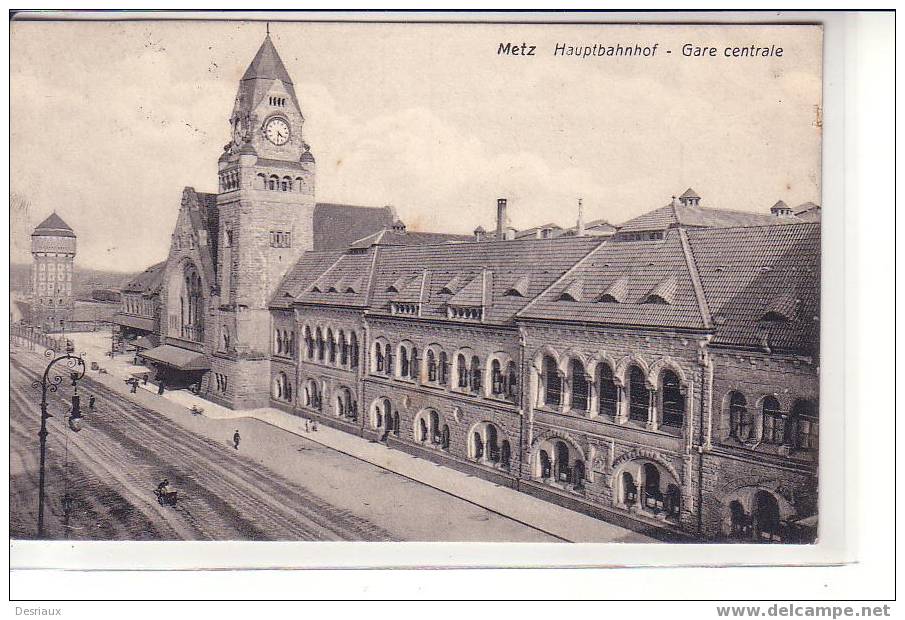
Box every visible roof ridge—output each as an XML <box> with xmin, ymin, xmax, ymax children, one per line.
<box><xmin>678</xmin><ymin>228</ymin><xmax>713</xmax><ymax>329</ymax></box>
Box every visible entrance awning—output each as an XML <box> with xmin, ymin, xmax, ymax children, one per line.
<box><xmin>139</xmin><ymin>345</ymin><xmax>209</xmax><ymax>371</ymax></box>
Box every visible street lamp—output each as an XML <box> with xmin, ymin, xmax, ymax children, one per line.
<box><xmin>31</xmin><ymin>347</ymin><xmax>87</xmax><ymax>538</ymax></box>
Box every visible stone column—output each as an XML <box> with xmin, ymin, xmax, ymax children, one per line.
<box><xmin>588</xmin><ymin>377</ymin><xmax>599</xmax><ymax>419</ymax></box>
<box><xmin>616</xmin><ymin>385</ymin><xmax>627</xmax><ymax>423</ymax></box>
<box><xmin>647</xmin><ymin>388</ymin><xmax>659</xmax><ymax>431</ymax></box>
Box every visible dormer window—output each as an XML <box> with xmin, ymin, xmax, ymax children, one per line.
<box><xmin>558</xmin><ymin>279</ymin><xmax>583</xmax><ymax>302</ymax></box>
<box><xmin>643</xmin><ymin>276</ymin><xmax>677</xmax><ymax>305</ymax></box>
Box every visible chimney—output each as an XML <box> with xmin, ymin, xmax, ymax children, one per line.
<box><xmin>496</xmin><ymin>198</ymin><xmax>508</xmax><ymax>238</ymax></box>
<box><xmin>576</xmin><ymin>197</ymin><xmax>585</xmax><ymax>237</ymax></box>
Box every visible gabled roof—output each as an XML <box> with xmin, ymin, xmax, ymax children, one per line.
<box><xmin>679</xmin><ymin>187</ymin><xmax>701</xmax><ymax>199</ymax></box>
<box><xmin>270</xmin><ymin>249</ymin><xmax>345</xmax><ymax>309</ymax></box>
<box><xmin>686</xmin><ymin>222</ymin><xmax>820</xmax><ymax>352</ymax></box>
<box><xmin>349</xmin><ymin>227</ymin><xmax>471</xmax><ymax>250</ymax></box>
<box><xmin>440</xmin><ymin>275</ymin><xmax>466</xmax><ymax>295</ymax></box>
<box><xmin>367</xmin><ymin>236</ymin><xmax>602</xmax><ymax>324</ymax></box>
<box><xmin>312</xmin><ymin>203</ymin><xmax>397</xmax><ymax>250</ymax></box>
<box><xmin>618</xmin><ymin>202</ymin><xmax>799</xmax><ymax>234</ymax></box>
<box><xmin>32</xmin><ymin>212</ymin><xmax>76</xmax><ymax>238</ymax></box>
<box><xmin>519</xmin><ymin>232</ymin><xmax>709</xmax><ymax>329</ymax></box>
<box><xmin>123</xmin><ymin>261</ymin><xmax>167</xmax><ymax>295</ymax></box>
<box><xmin>180</xmin><ymin>187</ymin><xmax>219</xmax><ymax>288</ymax></box>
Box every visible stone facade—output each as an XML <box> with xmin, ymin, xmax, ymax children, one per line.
<box><xmin>137</xmin><ymin>33</ymin><xmax>820</xmax><ymax>542</ymax></box>
<box><xmin>30</xmin><ymin>213</ymin><xmax>76</xmax><ymax>333</ymax></box>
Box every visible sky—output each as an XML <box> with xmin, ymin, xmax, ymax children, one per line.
<box><xmin>10</xmin><ymin>19</ymin><xmax>822</xmax><ymax>271</ymax></box>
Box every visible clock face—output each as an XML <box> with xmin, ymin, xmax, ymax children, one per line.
<box><xmin>264</xmin><ymin>118</ymin><xmax>290</xmax><ymax>145</ymax></box>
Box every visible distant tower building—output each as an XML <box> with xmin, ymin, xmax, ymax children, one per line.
<box><xmin>31</xmin><ymin>212</ymin><xmax>76</xmax><ymax>332</ymax></box>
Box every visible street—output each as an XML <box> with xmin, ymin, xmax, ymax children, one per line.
<box><xmin>9</xmin><ymin>347</ymin><xmax>563</xmax><ymax>542</ymax></box>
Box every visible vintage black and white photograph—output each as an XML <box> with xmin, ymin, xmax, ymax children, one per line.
<box><xmin>9</xmin><ymin>15</ymin><xmax>824</xmax><ymax>551</ymax></box>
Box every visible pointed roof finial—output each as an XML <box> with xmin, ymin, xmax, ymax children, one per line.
<box><xmin>266</xmin><ymin>21</ymin><xmax>270</xmax><ymax>36</ymax></box>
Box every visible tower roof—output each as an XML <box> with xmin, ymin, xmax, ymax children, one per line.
<box><xmin>32</xmin><ymin>212</ymin><xmax>75</xmax><ymax>238</ymax></box>
<box><xmin>242</xmin><ymin>34</ymin><xmax>293</xmax><ymax>84</ymax></box>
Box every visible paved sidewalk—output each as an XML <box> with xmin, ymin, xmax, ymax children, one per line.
<box><xmin>54</xmin><ymin>332</ymin><xmax>656</xmax><ymax>543</ymax></box>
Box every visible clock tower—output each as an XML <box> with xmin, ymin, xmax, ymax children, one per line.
<box><xmin>213</xmin><ymin>33</ymin><xmax>316</xmax><ymax>407</ymax></box>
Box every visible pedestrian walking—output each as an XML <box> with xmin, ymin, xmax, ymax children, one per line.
<box><xmin>130</xmin><ymin>378</ymin><xmax>138</xmax><ymax>393</ymax></box>
<box><xmin>157</xmin><ymin>381</ymin><xmax>165</xmax><ymax>395</ymax></box>
<box><xmin>143</xmin><ymin>373</ymin><xmax>149</xmax><ymax>385</ymax></box>
<box><xmin>88</xmin><ymin>395</ymin><xmax>96</xmax><ymax>412</ymax></box>
<box><xmin>233</xmin><ymin>429</ymin><xmax>241</xmax><ymax>450</ymax></box>
<box><xmin>304</xmin><ymin>419</ymin><xmax>310</xmax><ymax>433</ymax></box>
<box><xmin>311</xmin><ymin>419</ymin><xmax>318</xmax><ymax>432</ymax></box>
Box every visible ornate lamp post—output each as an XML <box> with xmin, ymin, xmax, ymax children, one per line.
<box><xmin>31</xmin><ymin>344</ymin><xmax>87</xmax><ymax>538</ymax></box>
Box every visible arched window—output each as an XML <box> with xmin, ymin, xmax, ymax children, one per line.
<box><xmin>399</xmin><ymin>346</ymin><xmax>410</xmax><ymax>378</ymax></box>
<box><xmin>469</xmin><ymin>356</ymin><xmax>482</xmax><ymax>393</ymax></box>
<box><xmin>410</xmin><ymin>347</ymin><xmax>419</xmax><ymax>380</ymax></box>
<box><xmin>441</xmin><ymin>424</ymin><xmax>450</xmax><ymax>450</ymax></box>
<box><xmin>429</xmin><ymin>411</ymin><xmax>441</xmax><ymax>444</ymax></box>
<box><xmin>762</xmin><ymin>396</ymin><xmax>784</xmax><ymax>444</ymax></box>
<box><xmin>539</xmin><ymin>450</ymin><xmax>552</xmax><ymax>479</ymax></box>
<box><xmin>272</xmin><ymin>372</ymin><xmax>291</xmax><ymax>402</ymax></box>
<box><xmin>457</xmin><ymin>354</ymin><xmax>468</xmax><ymax>389</ymax></box>
<box><xmin>418</xmin><ymin>417</ymin><xmax>428</xmax><ymax>442</ymax></box>
<box><xmin>486</xmin><ymin>425</ymin><xmax>500</xmax><ymax>462</ymax></box>
<box><xmin>339</xmin><ymin>331</ymin><xmax>349</xmax><ymax>366</ymax></box>
<box><xmin>349</xmin><ymin>333</ymin><xmax>360</xmax><ymax>369</ymax></box>
<box><xmin>473</xmin><ymin>431</ymin><xmax>484</xmax><ymax>460</ymax></box>
<box><xmin>304</xmin><ymin>379</ymin><xmax>321</xmax><ymax>410</ymax></box>
<box><xmin>729</xmin><ymin>500</ymin><xmax>749</xmax><ymax>538</ymax></box>
<box><xmin>327</xmin><ymin>329</ymin><xmax>336</xmax><ymax>364</ymax></box>
<box><xmin>316</xmin><ymin>327</ymin><xmax>325</xmax><ymax>361</ymax></box>
<box><xmin>393</xmin><ymin>412</ymin><xmax>400</xmax><ymax>436</ymax></box>
<box><xmin>374</xmin><ymin>342</ymin><xmax>385</xmax><ymax>372</ymax></box>
<box><xmin>753</xmin><ymin>491</ymin><xmax>782</xmax><ymax>542</ymax></box>
<box><xmin>506</xmin><ymin>361</ymin><xmax>518</xmax><ymax>401</ymax></box>
<box><xmin>628</xmin><ymin>365</ymin><xmax>649</xmax><ymax>423</ymax></box>
<box><xmin>222</xmin><ymin>325</ymin><xmax>230</xmax><ymax>351</ymax></box>
<box><xmin>642</xmin><ymin>463</ymin><xmax>663</xmax><ymax>511</ymax></box>
<box><xmin>439</xmin><ymin>351</ymin><xmax>449</xmax><ymax>385</ymax></box>
<box><xmin>555</xmin><ymin>441</ymin><xmax>570</xmax><ymax>483</ymax></box>
<box><xmin>728</xmin><ymin>392</ymin><xmax>752</xmax><ymax>441</ymax></box>
<box><xmin>598</xmin><ymin>363</ymin><xmax>618</xmax><ymax>417</ymax></box>
<box><xmin>384</xmin><ymin>343</ymin><xmax>393</xmax><ymax>375</ymax></box>
<box><xmin>490</xmin><ymin>359</ymin><xmax>504</xmax><ymax>396</ymax></box>
<box><xmin>570</xmin><ymin>359</ymin><xmax>589</xmax><ymax>411</ymax></box>
<box><xmin>661</xmin><ymin>370</ymin><xmax>685</xmax><ymax>427</ymax></box>
<box><xmin>622</xmin><ymin>471</ymin><xmax>637</xmax><ymax>506</ymax></box>
<box><xmin>543</xmin><ymin>355</ymin><xmax>562</xmax><ymax>407</ymax></box>
<box><xmin>790</xmin><ymin>399</ymin><xmax>818</xmax><ymax>450</ymax></box>
<box><xmin>427</xmin><ymin>349</ymin><xmax>438</xmax><ymax>382</ymax></box>
<box><xmin>304</xmin><ymin>326</ymin><xmax>314</xmax><ymax>359</ymax></box>
<box><xmin>275</xmin><ymin>330</ymin><xmax>283</xmax><ymax>355</ymax></box>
